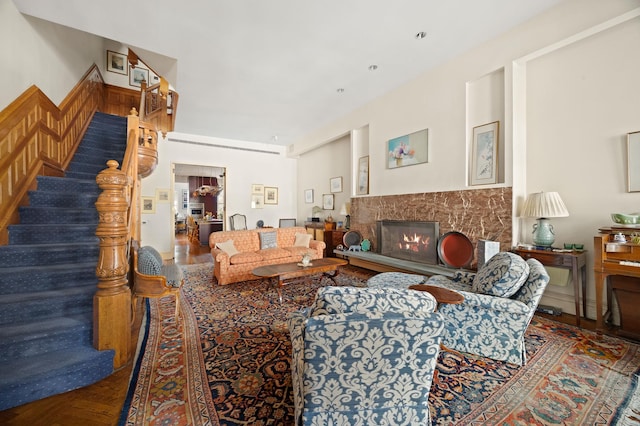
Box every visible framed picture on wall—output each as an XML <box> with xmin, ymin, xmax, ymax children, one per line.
<box><xmin>357</xmin><ymin>156</ymin><xmax>369</xmax><ymax>195</ymax></box>
<box><xmin>330</xmin><ymin>177</ymin><xmax>343</xmax><ymax>193</ymax></box>
<box><xmin>322</xmin><ymin>194</ymin><xmax>334</xmax><ymax>210</ymax></box>
<box><xmin>251</xmin><ymin>184</ymin><xmax>264</xmax><ymax>195</ymax></box>
<box><xmin>251</xmin><ymin>195</ymin><xmax>264</xmax><ymax>209</ymax></box>
<box><xmin>264</xmin><ymin>187</ymin><xmax>278</xmax><ymax>204</ymax></box>
<box><xmin>387</xmin><ymin>128</ymin><xmax>428</xmax><ymax>169</ymax></box>
<box><xmin>106</xmin><ymin>50</ymin><xmax>127</xmax><ymax>75</ymax></box>
<box><xmin>156</xmin><ymin>188</ymin><xmax>169</xmax><ymax>203</ymax></box>
<box><xmin>304</xmin><ymin>189</ymin><xmax>314</xmax><ymax>203</ymax></box>
<box><xmin>141</xmin><ymin>196</ymin><xmax>155</xmax><ymax>214</ymax></box>
<box><xmin>129</xmin><ymin>66</ymin><xmax>149</xmax><ymax>87</ymax></box>
<box><xmin>470</xmin><ymin>121</ymin><xmax>499</xmax><ymax>186</ymax></box>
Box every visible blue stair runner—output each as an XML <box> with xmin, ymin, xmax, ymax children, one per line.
<box><xmin>0</xmin><ymin>112</ymin><xmax>127</xmax><ymax>411</ymax></box>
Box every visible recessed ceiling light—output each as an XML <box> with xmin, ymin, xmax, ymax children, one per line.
<box><xmin>337</xmin><ymin>88</ymin><xmax>345</xmax><ymax>93</ymax></box>
<box><xmin>415</xmin><ymin>31</ymin><xmax>427</xmax><ymax>39</ymax></box>
<box><xmin>368</xmin><ymin>65</ymin><xmax>378</xmax><ymax>71</ymax></box>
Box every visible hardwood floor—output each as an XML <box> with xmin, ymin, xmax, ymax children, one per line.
<box><xmin>0</xmin><ymin>234</ymin><xmax>210</xmax><ymax>426</ymax></box>
<box><xmin>0</xmin><ymin>234</ymin><xmax>628</xmax><ymax>425</ymax></box>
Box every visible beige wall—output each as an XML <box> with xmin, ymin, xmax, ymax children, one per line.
<box><xmin>0</xmin><ymin>0</ymin><xmax>103</xmax><ymax>110</ymax></box>
<box><xmin>292</xmin><ymin>0</ymin><xmax>640</xmax><ymax>319</ymax></box>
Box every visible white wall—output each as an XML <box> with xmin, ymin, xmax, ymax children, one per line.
<box><xmin>0</xmin><ymin>0</ymin><xmax>103</xmax><ymax>110</ymax></box>
<box><xmin>296</xmin><ymin>134</ymin><xmax>351</xmax><ymax>225</ymax></box>
<box><xmin>141</xmin><ymin>132</ymin><xmax>297</xmax><ymax>255</ymax></box>
<box><xmin>291</xmin><ymin>0</ymin><xmax>640</xmax><ymax>319</ymax></box>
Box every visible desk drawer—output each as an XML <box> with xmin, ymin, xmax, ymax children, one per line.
<box><xmin>517</xmin><ymin>251</ymin><xmax>573</xmax><ymax>267</ymax></box>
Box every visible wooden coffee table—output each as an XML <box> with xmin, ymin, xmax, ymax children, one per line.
<box><xmin>253</xmin><ymin>258</ymin><xmax>348</xmax><ymax>303</ymax></box>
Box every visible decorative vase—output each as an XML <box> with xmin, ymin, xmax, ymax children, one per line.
<box><xmin>532</xmin><ymin>218</ymin><xmax>555</xmax><ymax>247</ymax></box>
<box><xmin>395</xmin><ymin>157</ymin><xmax>402</xmax><ymax>167</ymax></box>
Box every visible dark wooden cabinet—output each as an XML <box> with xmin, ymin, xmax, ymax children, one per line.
<box><xmin>324</xmin><ymin>229</ymin><xmax>346</xmax><ymax>258</ymax></box>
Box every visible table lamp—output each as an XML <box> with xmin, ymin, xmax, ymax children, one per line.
<box><xmin>339</xmin><ymin>202</ymin><xmax>351</xmax><ymax>229</ymax></box>
<box><xmin>521</xmin><ymin>191</ymin><xmax>569</xmax><ymax>247</ymax></box>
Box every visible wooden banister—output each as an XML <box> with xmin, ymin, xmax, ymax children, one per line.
<box><xmin>0</xmin><ymin>65</ymin><xmax>104</xmax><ymax>245</ymax></box>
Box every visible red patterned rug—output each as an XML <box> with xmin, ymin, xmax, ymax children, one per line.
<box><xmin>120</xmin><ymin>262</ymin><xmax>640</xmax><ymax>425</ymax></box>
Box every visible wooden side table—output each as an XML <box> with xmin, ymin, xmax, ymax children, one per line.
<box><xmin>324</xmin><ymin>229</ymin><xmax>346</xmax><ymax>258</ymax></box>
<box><xmin>512</xmin><ymin>248</ymin><xmax>587</xmax><ymax>327</ymax></box>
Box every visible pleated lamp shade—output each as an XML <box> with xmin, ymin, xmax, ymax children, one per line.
<box><xmin>521</xmin><ymin>191</ymin><xmax>569</xmax><ymax>219</ymax></box>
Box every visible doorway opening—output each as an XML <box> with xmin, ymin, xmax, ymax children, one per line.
<box><xmin>172</xmin><ymin>163</ymin><xmax>226</xmax><ymax>251</ymax></box>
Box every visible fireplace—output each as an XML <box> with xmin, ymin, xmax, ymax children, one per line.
<box><xmin>376</xmin><ymin>220</ymin><xmax>439</xmax><ymax>265</ymax></box>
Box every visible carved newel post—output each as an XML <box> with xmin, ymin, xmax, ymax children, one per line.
<box><xmin>94</xmin><ymin>160</ymin><xmax>131</xmax><ymax>368</ymax></box>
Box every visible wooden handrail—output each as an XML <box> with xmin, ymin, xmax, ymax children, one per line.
<box><xmin>138</xmin><ymin>79</ymin><xmax>178</xmax><ymax>138</ymax></box>
<box><xmin>0</xmin><ymin>65</ymin><xmax>104</xmax><ymax>245</ymax></box>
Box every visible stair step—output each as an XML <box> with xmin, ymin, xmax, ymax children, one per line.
<box><xmin>0</xmin><ymin>314</ymin><xmax>92</xmax><ymax>363</ymax></box>
<box><xmin>19</xmin><ymin>206</ymin><xmax>98</xmax><ymax>224</ymax></box>
<box><xmin>9</xmin><ymin>223</ymin><xmax>98</xmax><ymax>244</ymax></box>
<box><xmin>27</xmin><ymin>191</ymin><xmax>98</xmax><ymax>208</ymax></box>
<box><xmin>0</xmin><ymin>346</ymin><xmax>114</xmax><ymax>411</ymax></box>
<box><xmin>0</xmin><ymin>262</ymin><xmax>97</xmax><ymax>294</ymax></box>
<box><xmin>0</xmin><ymin>285</ymin><xmax>95</xmax><ymax>325</ymax></box>
<box><xmin>36</xmin><ymin>175</ymin><xmax>98</xmax><ymax>193</ymax></box>
<box><xmin>0</xmin><ymin>242</ymin><xmax>99</xmax><ymax>267</ymax></box>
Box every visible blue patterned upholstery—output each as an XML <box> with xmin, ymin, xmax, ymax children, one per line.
<box><xmin>138</xmin><ymin>246</ymin><xmax>183</xmax><ymax>288</ymax></box>
<box><xmin>259</xmin><ymin>231</ymin><xmax>278</xmax><ymax>249</ymax></box>
<box><xmin>472</xmin><ymin>251</ymin><xmax>529</xmax><ymax>297</ymax></box>
<box><xmin>138</xmin><ymin>246</ymin><xmax>163</xmax><ymax>275</ymax></box>
<box><xmin>288</xmin><ymin>286</ymin><xmax>444</xmax><ymax>425</ymax></box>
<box><xmin>366</xmin><ymin>255</ymin><xmax>550</xmax><ymax>366</ymax></box>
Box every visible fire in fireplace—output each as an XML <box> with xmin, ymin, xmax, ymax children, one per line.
<box><xmin>376</xmin><ymin>220</ymin><xmax>439</xmax><ymax>265</ymax></box>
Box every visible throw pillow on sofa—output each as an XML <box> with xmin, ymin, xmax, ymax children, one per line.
<box><xmin>259</xmin><ymin>231</ymin><xmax>278</xmax><ymax>249</ymax></box>
<box><xmin>293</xmin><ymin>232</ymin><xmax>312</xmax><ymax>248</ymax></box>
<box><xmin>472</xmin><ymin>251</ymin><xmax>529</xmax><ymax>298</ymax></box>
<box><xmin>216</xmin><ymin>239</ymin><xmax>240</xmax><ymax>257</ymax></box>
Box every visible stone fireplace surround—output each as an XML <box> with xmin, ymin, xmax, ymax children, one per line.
<box><xmin>348</xmin><ymin>187</ymin><xmax>512</xmax><ymax>269</ymax></box>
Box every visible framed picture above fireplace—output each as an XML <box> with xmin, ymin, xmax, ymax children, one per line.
<box><xmin>387</xmin><ymin>129</ymin><xmax>429</xmax><ymax>169</ymax></box>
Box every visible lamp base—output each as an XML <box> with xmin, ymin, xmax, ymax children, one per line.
<box><xmin>345</xmin><ymin>215</ymin><xmax>350</xmax><ymax>230</ymax></box>
<box><xmin>532</xmin><ymin>218</ymin><xmax>555</xmax><ymax>247</ymax></box>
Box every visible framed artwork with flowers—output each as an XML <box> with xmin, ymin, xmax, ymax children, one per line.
<box><xmin>387</xmin><ymin>128</ymin><xmax>429</xmax><ymax>169</ymax></box>
<box><xmin>469</xmin><ymin>121</ymin><xmax>499</xmax><ymax>186</ymax></box>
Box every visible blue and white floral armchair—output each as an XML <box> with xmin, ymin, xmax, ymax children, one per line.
<box><xmin>425</xmin><ymin>252</ymin><xmax>549</xmax><ymax>365</ymax></box>
<box><xmin>367</xmin><ymin>252</ymin><xmax>550</xmax><ymax>366</ymax></box>
<box><xmin>288</xmin><ymin>286</ymin><xmax>445</xmax><ymax>426</ymax></box>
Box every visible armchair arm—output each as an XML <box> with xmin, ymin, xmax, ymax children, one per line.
<box><xmin>451</xmin><ymin>270</ymin><xmax>476</xmax><ymax>285</ymax></box>
<box><xmin>452</xmin><ymin>290</ymin><xmax>531</xmax><ymax>315</ymax></box>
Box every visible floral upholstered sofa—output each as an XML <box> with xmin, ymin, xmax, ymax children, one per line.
<box><xmin>209</xmin><ymin>226</ymin><xmax>325</xmax><ymax>285</ymax></box>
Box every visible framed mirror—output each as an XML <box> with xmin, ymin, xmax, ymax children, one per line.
<box><xmin>628</xmin><ymin>131</ymin><xmax>640</xmax><ymax>192</ymax></box>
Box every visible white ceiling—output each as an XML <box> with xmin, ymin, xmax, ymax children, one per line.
<box><xmin>14</xmin><ymin>0</ymin><xmax>563</xmax><ymax>146</ymax></box>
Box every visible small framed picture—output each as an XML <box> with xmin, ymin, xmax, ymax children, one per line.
<box><xmin>129</xmin><ymin>66</ymin><xmax>149</xmax><ymax>87</ymax></box>
<box><xmin>251</xmin><ymin>184</ymin><xmax>264</xmax><ymax>195</ymax></box>
<box><xmin>156</xmin><ymin>188</ymin><xmax>169</xmax><ymax>203</ymax></box>
<box><xmin>106</xmin><ymin>50</ymin><xmax>127</xmax><ymax>75</ymax></box>
<box><xmin>330</xmin><ymin>177</ymin><xmax>343</xmax><ymax>193</ymax></box>
<box><xmin>357</xmin><ymin>156</ymin><xmax>369</xmax><ymax>195</ymax></box>
<box><xmin>470</xmin><ymin>121</ymin><xmax>499</xmax><ymax>186</ymax></box>
<box><xmin>251</xmin><ymin>195</ymin><xmax>264</xmax><ymax>209</ymax></box>
<box><xmin>322</xmin><ymin>194</ymin><xmax>334</xmax><ymax>210</ymax></box>
<box><xmin>182</xmin><ymin>189</ymin><xmax>188</xmax><ymax>203</ymax></box>
<box><xmin>141</xmin><ymin>196</ymin><xmax>155</xmax><ymax>214</ymax></box>
<box><xmin>265</xmin><ymin>187</ymin><xmax>278</xmax><ymax>205</ymax></box>
<box><xmin>304</xmin><ymin>189</ymin><xmax>314</xmax><ymax>204</ymax></box>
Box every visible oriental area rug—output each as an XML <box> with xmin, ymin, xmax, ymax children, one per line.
<box><xmin>119</xmin><ymin>262</ymin><xmax>640</xmax><ymax>425</ymax></box>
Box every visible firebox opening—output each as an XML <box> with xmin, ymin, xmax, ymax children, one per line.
<box><xmin>376</xmin><ymin>220</ymin><xmax>439</xmax><ymax>265</ymax></box>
